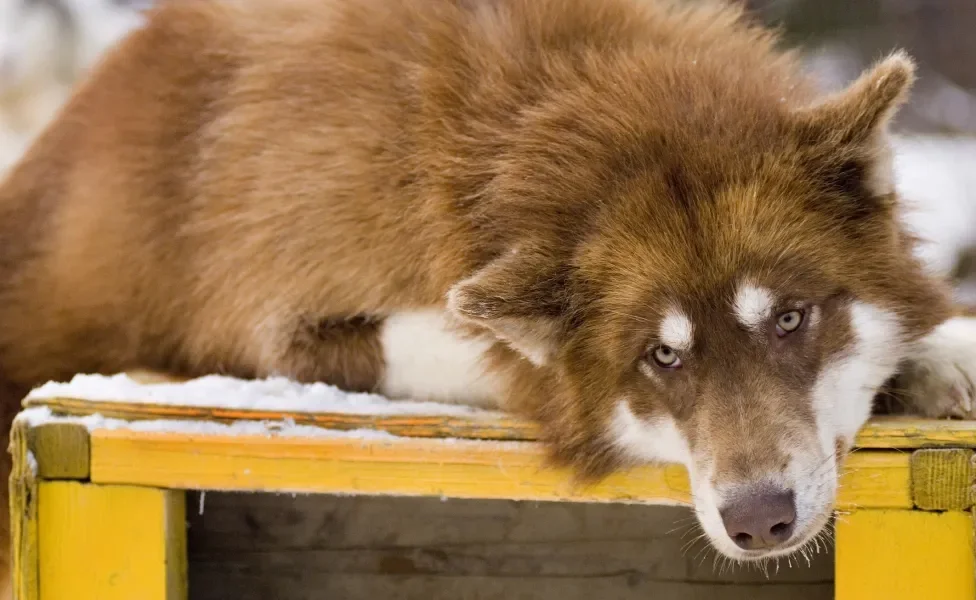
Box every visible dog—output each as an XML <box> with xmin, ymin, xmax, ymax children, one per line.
<box><xmin>1</xmin><ymin>0</ymin><xmax>974</xmax><ymax>582</ymax></box>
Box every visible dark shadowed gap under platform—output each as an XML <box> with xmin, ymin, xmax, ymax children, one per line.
<box><xmin>186</xmin><ymin>492</ymin><xmax>833</xmax><ymax>600</ymax></box>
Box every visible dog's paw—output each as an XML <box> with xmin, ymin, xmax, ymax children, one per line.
<box><xmin>895</xmin><ymin>317</ymin><xmax>976</xmax><ymax>419</ymax></box>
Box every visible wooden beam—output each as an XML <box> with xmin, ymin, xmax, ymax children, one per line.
<box><xmin>9</xmin><ymin>418</ymin><xmax>38</xmax><ymax>600</ymax></box>
<box><xmin>857</xmin><ymin>418</ymin><xmax>976</xmax><ymax>449</ymax></box>
<box><xmin>38</xmin><ymin>481</ymin><xmax>186</xmax><ymax>600</ymax></box>
<box><xmin>87</xmin><ymin>430</ymin><xmax>911</xmax><ymax>509</ymax></box>
<box><xmin>25</xmin><ymin>392</ymin><xmax>976</xmax><ymax>448</ymax></box>
<box><xmin>24</xmin><ymin>396</ymin><xmax>536</xmax><ymax>441</ymax></box>
<box><xmin>27</xmin><ymin>422</ymin><xmax>90</xmax><ymax>480</ymax></box>
<box><xmin>911</xmin><ymin>448</ymin><xmax>974</xmax><ymax>510</ymax></box>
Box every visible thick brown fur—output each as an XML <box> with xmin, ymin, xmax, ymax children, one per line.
<box><xmin>0</xmin><ymin>0</ymin><xmax>957</xmax><ymax>581</ymax></box>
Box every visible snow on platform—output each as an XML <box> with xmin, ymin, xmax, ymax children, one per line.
<box><xmin>28</xmin><ymin>373</ymin><xmax>501</xmax><ymax>418</ymax></box>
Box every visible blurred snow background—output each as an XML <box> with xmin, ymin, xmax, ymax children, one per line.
<box><xmin>747</xmin><ymin>0</ymin><xmax>976</xmax><ymax>302</ymax></box>
<box><xmin>0</xmin><ymin>0</ymin><xmax>148</xmax><ymax>171</ymax></box>
<box><xmin>1</xmin><ymin>0</ymin><xmax>975</xmax><ymax>299</ymax></box>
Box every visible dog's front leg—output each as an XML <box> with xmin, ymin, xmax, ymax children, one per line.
<box><xmin>890</xmin><ymin>313</ymin><xmax>976</xmax><ymax>419</ymax></box>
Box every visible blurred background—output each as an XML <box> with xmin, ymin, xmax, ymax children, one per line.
<box><xmin>1</xmin><ymin>0</ymin><xmax>975</xmax><ymax>288</ymax></box>
<box><xmin>747</xmin><ymin>0</ymin><xmax>976</xmax><ymax>299</ymax></box>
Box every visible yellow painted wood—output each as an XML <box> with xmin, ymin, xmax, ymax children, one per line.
<box><xmin>911</xmin><ymin>448</ymin><xmax>974</xmax><ymax>510</ymax></box>
<box><xmin>38</xmin><ymin>481</ymin><xmax>187</xmax><ymax>600</ymax></box>
<box><xmin>9</xmin><ymin>418</ymin><xmax>38</xmax><ymax>600</ymax></box>
<box><xmin>838</xmin><ymin>451</ymin><xmax>912</xmax><ymax>509</ymax></box>
<box><xmin>87</xmin><ymin>430</ymin><xmax>911</xmax><ymax>508</ymax></box>
<box><xmin>28</xmin><ymin>422</ymin><xmax>90</xmax><ymax>480</ymax></box>
<box><xmin>835</xmin><ymin>509</ymin><xmax>975</xmax><ymax>600</ymax></box>
<box><xmin>857</xmin><ymin>417</ymin><xmax>976</xmax><ymax>449</ymax></box>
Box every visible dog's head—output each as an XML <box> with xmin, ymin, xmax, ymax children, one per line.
<box><xmin>448</xmin><ymin>53</ymin><xmax>953</xmax><ymax>561</ymax></box>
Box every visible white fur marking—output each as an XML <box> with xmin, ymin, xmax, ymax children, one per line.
<box><xmin>812</xmin><ymin>302</ymin><xmax>904</xmax><ymax>447</ymax></box>
<box><xmin>380</xmin><ymin>310</ymin><xmax>503</xmax><ymax>409</ymax></box>
<box><xmin>659</xmin><ymin>309</ymin><xmax>694</xmax><ymax>351</ymax></box>
<box><xmin>609</xmin><ymin>399</ymin><xmax>692</xmax><ymax>466</ymax></box>
<box><xmin>899</xmin><ymin>316</ymin><xmax>976</xmax><ymax>418</ymax></box>
<box><xmin>733</xmin><ymin>283</ymin><xmax>774</xmax><ymax>329</ymax></box>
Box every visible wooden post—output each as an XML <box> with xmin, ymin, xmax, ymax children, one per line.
<box><xmin>37</xmin><ymin>482</ymin><xmax>186</xmax><ymax>600</ymax></box>
<box><xmin>836</xmin><ymin>448</ymin><xmax>976</xmax><ymax>599</ymax></box>
<box><xmin>9</xmin><ymin>419</ymin><xmax>38</xmax><ymax>600</ymax></box>
<box><xmin>835</xmin><ymin>509</ymin><xmax>974</xmax><ymax>599</ymax></box>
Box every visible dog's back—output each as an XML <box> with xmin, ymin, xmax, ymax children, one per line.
<box><xmin>0</xmin><ymin>1</ymin><xmax>235</xmax><ymax>386</ymax></box>
<box><xmin>0</xmin><ymin>0</ymin><xmax>806</xmax><ymax>389</ymax></box>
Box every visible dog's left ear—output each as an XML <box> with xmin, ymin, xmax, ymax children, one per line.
<box><xmin>797</xmin><ymin>51</ymin><xmax>915</xmax><ymax>146</ymax></box>
<box><xmin>447</xmin><ymin>248</ymin><xmax>568</xmax><ymax>366</ymax></box>
<box><xmin>794</xmin><ymin>52</ymin><xmax>915</xmax><ymax>202</ymax></box>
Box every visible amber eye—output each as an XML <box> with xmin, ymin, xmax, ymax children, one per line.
<box><xmin>776</xmin><ymin>309</ymin><xmax>804</xmax><ymax>336</ymax></box>
<box><xmin>650</xmin><ymin>345</ymin><xmax>682</xmax><ymax>368</ymax></box>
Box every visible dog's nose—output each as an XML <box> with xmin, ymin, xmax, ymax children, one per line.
<box><xmin>720</xmin><ymin>489</ymin><xmax>797</xmax><ymax>550</ymax></box>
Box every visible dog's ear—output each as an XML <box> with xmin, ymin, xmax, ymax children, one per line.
<box><xmin>793</xmin><ymin>52</ymin><xmax>915</xmax><ymax>204</ymax></box>
<box><xmin>796</xmin><ymin>51</ymin><xmax>915</xmax><ymax>146</ymax></box>
<box><xmin>447</xmin><ymin>248</ymin><xmax>568</xmax><ymax>366</ymax></box>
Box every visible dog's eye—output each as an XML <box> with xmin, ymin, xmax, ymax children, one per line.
<box><xmin>775</xmin><ymin>309</ymin><xmax>804</xmax><ymax>336</ymax></box>
<box><xmin>650</xmin><ymin>345</ymin><xmax>682</xmax><ymax>368</ymax></box>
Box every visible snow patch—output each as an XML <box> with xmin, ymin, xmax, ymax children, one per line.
<box><xmin>16</xmin><ymin>406</ymin><xmax>402</xmax><ymax>441</ymax></box>
<box><xmin>28</xmin><ymin>373</ymin><xmax>503</xmax><ymax>418</ymax></box>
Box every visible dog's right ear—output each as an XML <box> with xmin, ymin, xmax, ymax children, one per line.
<box><xmin>795</xmin><ymin>51</ymin><xmax>915</xmax><ymax>147</ymax></box>
<box><xmin>447</xmin><ymin>248</ymin><xmax>568</xmax><ymax>366</ymax></box>
<box><xmin>791</xmin><ymin>51</ymin><xmax>915</xmax><ymax>206</ymax></box>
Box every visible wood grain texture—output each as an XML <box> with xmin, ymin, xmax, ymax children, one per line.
<box><xmin>25</xmin><ymin>396</ymin><xmax>536</xmax><ymax>441</ymax></box>
<box><xmin>910</xmin><ymin>448</ymin><xmax>974</xmax><ymax>510</ymax></box>
<box><xmin>37</xmin><ymin>482</ymin><xmax>187</xmax><ymax>600</ymax></box>
<box><xmin>856</xmin><ymin>418</ymin><xmax>976</xmax><ymax>449</ymax></box>
<box><xmin>87</xmin><ymin>430</ymin><xmax>911</xmax><ymax>509</ymax></box>
<box><xmin>186</xmin><ymin>492</ymin><xmax>834</xmax><ymax>600</ymax></box>
<box><xmin>9</xmin><ymin>418</ymin><xmax>38</xmax><ymax>600</ymax></box>
<box><xmin>27</xmin><ymin>422</ymin><xmax>90</xmax><ymax>480</ymax></box>
<box><xmin>26</xmin><ymin>392</ymin><xmax>976</xmax><ymax>447</ymax></box>
<box><xmin>835</xmin><ymin>509</ymin><xmax>975</xmax><ymax>600</ymax></box>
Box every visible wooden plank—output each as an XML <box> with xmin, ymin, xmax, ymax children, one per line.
<box><xmin>839</xmin><ymin>451</ymin><xmax>912</xmax><ymax>509</ymax></box>
<box><xmin>189</xmin><ymin>573</ymin><xmax>832</xmax><ymax>600</ymax></box>
<box><xmin>910</xmin><ymin>448</ymin><xmax>974</xmax><ymax>510</ymax></box>
<box><xmin>25</xmin><ymin>392</ymin><xmax>976</xmax><ymax>448</ymax></box>
<box><xmin>88</xmin><ymin>430</ymin><xmax>911</xmax><ymax>509</ymax></box>
<box><xmin>91</xmin><ymin>433</ymin><xmax>691</xmax><ymax>505</ymax></box>
<box><xmin>188</xmin><ymin>492</ymin><xmax>835</xmax><ymax>584</ymax></box>
<box><xmin>24</xmin><ymin>396</ymin><xmax>536</xmax><ymax>441</ymax></box>
<box><xmin>37</xmin><ymin>481</ymin><xmax>187</xmax><ymax>600</ymax></box>
<box><xmin>27</xmin><ymin>422</ymin><xmax>90</xmax><ymax>480</ymax></box>
<box><xmin>187</xmin><ymin>493</ymin><xmax>833</xmax><ymax>600</ymax></box>
<box><xmin>9</xmin><ymin>418</ymin><xmax>38</xmax><ymax>600</ymax></box>
<box><xmin>856</xmin><ymin>417</ymin><xmax>976</xmax><ymax>449</ymax></box>
<box><xmin>835</xmin><ymin>509</ymin><xmax>975</xmax><ymax>600</ymax></box>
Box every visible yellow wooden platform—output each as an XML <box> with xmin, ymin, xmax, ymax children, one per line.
<box><xmin>10</xmin><ymin>385</ymin><xmax>976</xmax><ymax>600</ymax></box>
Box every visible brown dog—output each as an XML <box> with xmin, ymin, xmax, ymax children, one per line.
<box><xmin>0</xmin><ymin>0</ymin><xmax>972</xmax><ymax>581</ymax></box>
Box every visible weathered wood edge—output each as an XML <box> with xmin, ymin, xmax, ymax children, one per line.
<box><xmin>24</xmin><ymin>394</ymin><xmax>976</xmax><ymax>449</ymax></box>
<box><xmin>910</xmin><ymin>449</ymin><xmax>976</xmax><ymax>511</ymax></box>
<box><xmin>27</xmin><ymin>422</ymin><xmax>91</xmax><ymax>480</ymax></box>
<box><xmin>24</xmin><ymin>396</ymin><xmax>537</xmax><ymax>441</ymax></box>
<box><xmin>9</xmin><ymin>418</ymin><xmax>39</xmax><ymax>600</ymax></box>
